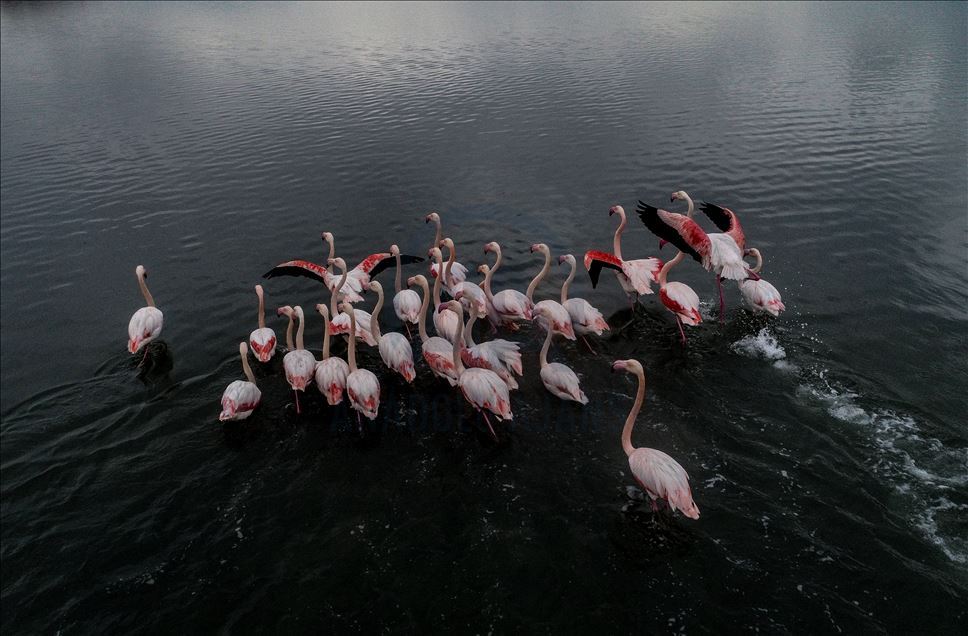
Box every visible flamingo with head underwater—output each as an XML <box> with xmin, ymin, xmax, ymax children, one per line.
<box><xmin>739</xmin><ymin>248</ymin><xmax>785</xmax><ymax>317</ymax></box>
<box><xmin>637</xmin><ymin>191</ymin><xmax>749</xmax><ymax>321</ymax></box>
<box><xmin>583</xmin><ymin>206</ymin><xmax>662</xmax><ymax>308</ymax></box>
<box><xmin>127</xmin><ymin>265</ymin><xmax>164</xmax><ymax>355</ymax></box>
<box><xmin>219</xmin><ymin>342</ymin><xmax>262</xmax><ymax>422</ymax></box>
<box><xmin>612</xmin><ymin>358</ymin><xmax>700</xmax><ymax>519</ymax></box>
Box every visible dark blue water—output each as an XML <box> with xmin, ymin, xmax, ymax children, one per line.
<box><xmin>2</xmin><ymin>2</ymin><xmax>966</xmax><ymax>632</ymax></box>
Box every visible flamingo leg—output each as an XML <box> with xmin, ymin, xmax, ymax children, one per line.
<box><xmin>717</xmin><ymin>276</ymin><xmax>726</xmax><ymax>323</ymax></box>
<box><xmin>356</xmin><ymin>409</ymin><xmax>362</xmax><ymax>434</ymax></box>
<box><xmin>581</xmin><ymin>336</ymin><xmax>596</xmax><ymax>355</ymax></box>
<box><xmin>405</xmin><ymin>322</ymin><xmax>413</xmax><ymax>339</ymax></box>
<box><xmin>294</xmin><ymin>389</ymin><xmax>301</xmax><ymax>415</ymax></box>
<box><xmin>481</xmin><ymin>411</ymin><xmax>498</xmax><ymax>441</ymax></box>
<box><xmin>676</xmin><ymin>316</ymin><xmax>687</xmax><ymax>346</ymax></box>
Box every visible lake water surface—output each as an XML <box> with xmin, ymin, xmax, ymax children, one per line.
<box><xmin>1</xmin><ymin>2</ymin><xmax>966</xmax><ymax>632</ymax></box>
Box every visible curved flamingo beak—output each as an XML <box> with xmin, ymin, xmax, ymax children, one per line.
<box><xmin>611</xmin><ymin>360</ymin><xmax>628</xmax><ymax>373</ymax></box>
<box><xmin>558</xmin><ymin>255</ymin><xmax>567</xmax><ymax>265</ymax></box>
<box><xmin>407</xmin><ymin>276</ymin><xmax>416</xmax><ymax>287</ymax></box>
<box><xmin>530</xmin><ymin>244</ymin><xmax>539</xmax><ymax>253</ymax></box>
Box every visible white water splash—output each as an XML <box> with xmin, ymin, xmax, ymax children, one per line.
<box><xmin>731</xmin><ymin>328</ymin><xmax>797</xmax><ymax>371</ymax></box>
<box><xmin>800</xmin><ymin>382</ymin><xmax>968</xmax><ymax>564</ymax></box>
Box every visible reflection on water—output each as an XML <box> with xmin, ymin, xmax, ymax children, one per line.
<box><xmin>1</xmin><ymin>1</ymin><xmax>966</xmax><ymax>632</ymax></box>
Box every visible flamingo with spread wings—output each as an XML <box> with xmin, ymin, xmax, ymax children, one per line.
<box><xmin>583</xmin><ymin>205</ymin><xmax>662</xmax><ymax>307</ymax></box>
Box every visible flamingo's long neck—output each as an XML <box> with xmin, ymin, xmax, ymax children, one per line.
<box><xmin>346</xmin><ymin>307</ymin><xmax>358</xmax><ymax>373</ymax></box>
<box><xmin>443</xmin><ymin>242</ymin><xmax>456</xmax><ymax>286</ymax></box>
<box><xmin>370</xmin><ymin>286</ymin><xmax>384</xmax><ymax>343</ymax></box>
<box><xmin>256</xmin><ymin>288</ymin><xmax>266</xmax><ymax>329</ymax></box>
<box><xmin>539</xmin><ymin>323</ymin><xmax>552</xmax><ymax>369</ymax></box>
<box><xmin>682</xmin><ymin>193</ymin><xmax>695</xmax><ymax>218</ymax></box>
<box><xmin>658</xmin><ymin>251</ymin><xmax>686</xmax><ymax>287</ymax></box>
<box><xmin>432</xmin><ymin>252</ymin><xmax>444</xmax><ymax>309</ymax></box>
<box><xmin>138</xmin><ymin>271</ymin><xmax>155</xmax><ymax>307</ymax></box>
<box><xmin>561</xmin><ymin>259</ymin><xmax>576</xmax><ymax>303</ymax></box>
<box><xmin>491</xmin><ymin>245</ymin><xmax>503</xmax><ymax>275</ymax></box>
<box><xmin>526</xmin><ymin>250</ymin><xmax>551</xmax><ymax>302</ymax></box>
<box><xmin>464</xmin><ymin>305</ymin><xmax>478</xmax><ymax>347</ymax></box>
<box><xmin>431</xmin><ymin>219</ymin><xmax>442</xmax><ymax>250</ymax></box>
<box><xmin>294</xmin><ymin>307</ymin><xmax>305</xmax><ymax>350</ymax></box>
<box><xmin>321</xmin><ymin>308</ymin><xmax>331</xmax><ymax>359</ymax></box>
<box><xmin>480</xmin><ymin>266</ymin><xmax>495</xmax><ymax>301</ymax></box>
<box><xmin>394</xmin><ymin>251</ymin><xmax>403</xmax><ymax>294</ymax></box>
<box><xmin>748</xmin><ymin>248</ymin><xmax>763</xmax><ymax>274</ymax></box>
<box><xmin>613</xmin><ymin>211</ymin><xmax>627</xmax><ymax>260</ymax></box>
<box><xmin>325</xmin><ymin>235</ymin><xmax>335</xmax><ymax>262</ymax></box>
<box><xmin>416</xmin><ymin>279</ymin><xmax>430</xmax><ymax>343</ymax></box>
<box><xmin>621</xmin><ymin>368</ymin><xmax>646</xmax><ymax>457</ymax></box>
<box><xmin>451</xmin><ymin>305</ymin><xmax>466</xmax><ymax>375</ymax></box>
<box><xmin>285</xmin><ymin>313</ymin><xmax>294</xmax><ymax>350</ymax></box>
<box><xmin>241</xmin><ymin>346</ymin><xmax>256</xmax><ymax>384</ymax></box>
<box><xmin>331</xmin><ymin>267</ymin><xmax>348</xmax><ymax>315</ymax></box>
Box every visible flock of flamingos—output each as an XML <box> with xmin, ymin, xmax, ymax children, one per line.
<box><xmin>126</xmin><ymin>191</ymin><xmax>785</xmax><ymax>520</ymax></box>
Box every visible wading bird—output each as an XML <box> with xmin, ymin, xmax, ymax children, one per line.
<box><xmin>219</xmin><ymin>342</ymin><xmax>262</xmax><ymax>421</ymax></box>
<box><xmin>535</xmin><ymin>305</ymin><xmax>588</xmax><ymax>404</ymax></box>
<box><xmin>527</xmin><ymin>243</ymin><xmax>576</xmax><ymax>340</ymax></box>
<box><xmin>368</xmin><ymin>281</ymin><xmax>416</xmax><ymax>382</ymax></box>
<box><xmin>657</xmin><ymin>251</ymin><xmax>702</xmax><ymax>345</ymax></box>
<box><xmin>409</xmin><ymin>275</ymin><xmax>459</xmax><ymax>385</ymax></box>
<box><xmin>426</xmin><ymin>212</ymin><xmax>467</xmax><ymax>287</ymax></box>
<box><xmin>558</xmin><ymin>254</ymin><xmax>608</xmax><ymax>352</ymax></box>
<box><xmin>249</xmin><ymin>284</ymin><xmax>277</xmax><ymax>363</ymax></box>
<box><xmin>314</xmin><ymin>304</ymin><xmax>348</xmax><ymax>405</ymax></box>
<box><xmin>481</xmin><ymin>242</ymin><xmax>532</xmax><ymax>328</ymax></box>
<box><xmin>739</xmin><ymin>248</ymin><xmax>785</xmax><ymax>316</ymax></box>
<box><xmin>391</xmin><ymin>244</ymin><xmax>421</xmax><ymax>338</ymax></box>
<box><xmin>612</xmin><ymin>358</ymin><xmax>700</xmax><ymax>519</ymax></box>
<box><xmin>342</xmin><ymin>301</ymin><xmax>380</xmax><ymax>422</ymax></box>
<box><xmin>279</xmin><ymin>305</ymin><xmax>316</xmax><ymax>414</ymax></box>
<box><xmin>583</xmin><ymin>206</ymin><xmax>662</xmax><ymax>307</ymax></box>
<box><xmin>127</xmin><ymin>265</ymin><xmax>164</xmax><ymax>355</ymax></box>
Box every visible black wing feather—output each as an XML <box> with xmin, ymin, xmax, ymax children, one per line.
<box><xmin>262</xmin><ymin>264</ymin><xmax>327</xmax><ymax>284</ymax></box>
<box><xmin>367</xmin><ymin>254</ymin><xmax>426</xmax><ymax>279</ymax></box>
<box><xmin>635</xmin><ymin>201</ymin><xmax>703</xmax><ymax>263</ymax></box>
<box><xmin>699</xmin><ymin>202</ymin><xmax>734</xmax><ymax>233</ymax></box>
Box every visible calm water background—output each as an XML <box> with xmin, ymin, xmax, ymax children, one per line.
<box><xmin>2</xmin><ymin>1</ymin><xmax>966</xmax><ymax>632</ymax></box>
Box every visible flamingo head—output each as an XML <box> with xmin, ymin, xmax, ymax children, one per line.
<box><xmin>277</xmin><ymin>305</ymin><xmax>294</xmax><ymax>318</ymax></box>
<box><xmin>671</xmin><ymin>190</ymin><xmax>688</xmax><ymax>202</ymax></box>
<box><xmin>390</xmin><ymin>244</ymin><xmax>400</xmax><ymax>256</ymax></box>
<box><xmin>429</xmin><ymin>247</ymin><xmax>442</xmax><ymax>262</ymax></box>
<box><xmin>321</xmin><ymin>231</ymin><xmax>333</xmax><ymax>244</ymax></box>
<box><xmin>530</xmin><ymin>243</ymin><xmax>548</xmax><ymax>254</ymax></box>
<box><xmin>315</xmin><ymin>303</ymin><xmax>329</xmax><ymax>319</ymax></box>
<box><xmin>407</xmin><ymin>274</ymin><xmax>427</xmax><ymax>289</ymax></box>
<box><xmin>135</xmin><ymin>264</ymin><xmax>147</xmax><ymax>279</ymax></box>
<box><xmin>611</xmin><ymin>358</ymin><xmax>644</xmax><ymax>374</ymax></box>
<box><xmin>368</xmin><ymin>280</ymin><xmax>383</xmax><ymax>295</ymax></box>
<box><xmin>327</xmin><ymin>256</ymin><xmax>347</xmax><ymax>271</ymax></box>
<box><xmin>533</xmin><ymin>304</ymin><xmax>551</xmax><ymax>319</ymax></box>
<box><xmin>255</xmin><ymin>284</ymin><xmax>264</xmax><ymax>297</ymax></box>
<box><xmin>339</xmin><ymin>301</ymin><xmax>354</xmax><ymax>315</ymax></box>
<box><xmin>477</xmin><ymin>264</ymin><xmax>490</xmax><ymax>275</ymax></box>
<box><xmin>425</xmin><ymin>211</ymin><xmax>440</xmax><ymax>224</ymax></box>
<box><xmin>439</xmin><ymin>237</ymin><xmax>454</xmax><ymax>251</ymax></box>
<box><xmin>608</xmin><ymin>205</ymin><xmax>625</xmax><ymax>218</ymax></box>
<box><xmin>558</xmin><ymin>254</ymin><xmax>576</xmax><ymax>266</ymax></box>
<box><xmin>484</xmin><ymin>241</ymin><xmax>499</xmax><ymax>254</ymax></box>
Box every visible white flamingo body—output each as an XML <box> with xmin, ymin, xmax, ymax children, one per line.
<box><xmin>739</xmin><ymin>249</ymin><xmax>784</xmax><ymax>316</ymax></box>
<box><xmin>450</xmin><ymin>282</ymin><xmax>488</xmax><ymax>316</ymax></box>
<box><xmin>127</xmin><ymin>265</ymin><xmax>163</xmax><ymax>353</ymax></box>
<box><xmin>279</xmin><ymin>306</ymin><xmax>316</xmax><ymax>413</ymax></box>
<box><xmin>613</xmin><ymin>358</ymin><xmax>699</xmax><ymax>519</ymax></box>
<box><xmin>661</xmin><ymin>282</ymin><xmax>702</xmax><ymax>326</ymax></box>
<box><xmin>582</xmin><ymin>207</ymin><xmax>662</xmax><ymax>304</ymax></box>
<box><xmin>481</xmin><ymin>243</ymin><xmax>533</xmax><ymax>326</ymax></box>
<box><xmin>426</xmin><ymin>212</ymin><xmax>468</xmax><ymax>289</ymax></box>
<box><xmin>559</xmin><ymin>254</ymin><xmax>609</xmax><ymax>337</ymax></box>
<box><xmin>707</xmin><ymin>232</ymin><xmax>747</xmax><ymax>281</ymax></box>
<box><xmin>618</xmin><ymin>258</ymin><xmax>662</xmax><ymax>295</ymax></box>
<box><xmin>409</xmin><ymin>275</ymin><xmax>459</xmax><ymax>385</ymax></box>
<box><xmin>219</xmin><ymin>342</ymin><xmax>262</xmax><ymax>422</ymax></box>
<box><xmin>369</xmin><ymin>281</ymin><xmax>416</xmax><ymax>382</ymax></box>
<box><xmin>342</xmin><ymin>300</ymin><xmax>381</xmax><ymax>420</ymax></box>
<box><xmin>327</xmin><ymin>257</ymin><xmax>378</xmax><ymax>345</ymax></box>
<box><xmin>248</xmin><ymin>285</ymin><xmax>277</xmax><ymax>363</ymax></box>
<box><xmin>536</xmin><ymin>307</ymin><xmax>588</xmax><ymax>404</ymax></box>
<box><xmin>314</xmin><ymin>304</ymin><xmax>348</xmax><ymax>405</ymax></box>
<box><xmin>429</xmin><ymin>247</ymin><xmax>462</xmax><ymax>343</ymax></box>
<box><xmin>459</xmin><ymin>302</ymin><xmax>522</xmax><ymax>390</ymax></box>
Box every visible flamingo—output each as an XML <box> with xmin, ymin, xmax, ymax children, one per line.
<box><xmin>327</xmin><ymin>257</ymin><xmax>377</xmax><ymax>346</ymax></box>
<box><xmin>739</xmin><ymin>248</ymin><xmax>785</xmax><ymax>317</ymax></box>
<box><xmin>583</xmin><ymin>206</ymin><xmax>662</xmax><ymax>307</ymax></box>
<box><xmin>262</xmin><ymin>232</ymin><xmax>422</xmax><ymax>303</ymax></box>
<box><xmin>249</xmin><ymin>284</ymin><xmax>277</xmax><ymax>363</ymax></box>
<box><xmin>439</xmin><ymin>300</ymin><xmax>513</xmax><ymax>440</ymax></box>
<box><xmin>457</xmin><ymin>300</ymin><xmax>523</xmax><ymax>390</ymax></box>
<box><xmin>612</xmin><ymin>358</ymin><xmax>700</xmax><ymax>519</ymax></box>
<box><xmin>278</xmin><ymin>305</ymin><xmax>316</xmax><ymax>415</ymax></box>
<box><xmin>368</xmin><ymin>281</ymin><xmax>416</xmax><ymax>382</ymax></box>
<box><xmin>428</xmin><ymin>247</ymin><xmax>461</xmax><ymax>343</ymax></box>
<box><xmin>425</xmin><ymin>211</ymin><xmax>468</xmax><ymax>287</ymax></box>
<box><xmin>657</xmin><ymin>250</ymin><xmax>703</xmax><ymax>346</ymax></box>
<box><xmin>637</xmin><ymin>191</ymin><xmax>748</xmax><ymax>321</ymax></box>
<box><xmin>342</xmin><ymin>300</ymin><xmax>380</xmax><ymax>421</ymax></box>
<box><xmin>314</xmin><ymin>304</ymin><xmax>349</xmax><ymax>406</ymax></box>
<box><xmin>127</xmin><ymin>265</ymin><xmax>163</xmax><ymax>355</ymax></box>
<box><xmin>219</xmin><ymin>342</ymin><xmax>262</xmax><ymax>422</ymax></box>
<box><xmin>527</xmin><ymin>243</ymin><xmax>576</xmax><ymax>340</ymax></box>
<box><xmin>391</xmin><ymin>244</ymin><xmax>421</xmax><ymax>338</ymax></box>
<box><xmin>535</xmin><ymin>305</ymin><xmax>589</xmax><ymax>404</ymax></box>
<box><xmin>408</xmin><ymin>275</ymin><xmax>459</xmax><ymax>385</ymax></box>
<box><xmin>558</xmin><ymin>254</ymin><xmax>609</xmax><ymax>352</ymax></box>
<box><xmin>440</xmin><ymin>237</ymin><xmax>488</xmax><ymax>316</ymax></box>
<box><xmin>481</xmin><ymin>242</ymin><xmax>532</xmax><ymax>328</ymax></box>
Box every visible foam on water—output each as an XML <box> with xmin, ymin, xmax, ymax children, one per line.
<box><xmin>731</xmin><ymin>328</ymin><xmax>798</xmax><ymax>372</ymax></box>
<box><xmin>799</xmin><ymin>380</ymin><xmax>968</xmax><ymax>564</ymax></box>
